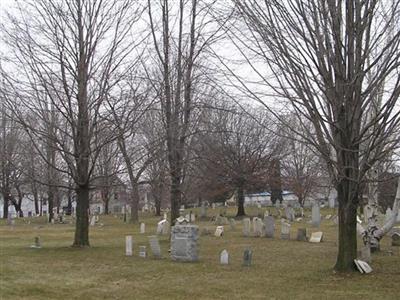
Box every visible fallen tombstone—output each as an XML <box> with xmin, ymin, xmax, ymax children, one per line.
<box><xmin>354</xmin><ymin>259</ymin><xmax>372</xmax><ymax>274</ymax></box>
<box><xmin>309</xmin><ymin>231</ymin><xmax>323</xmax><ymax>243</ymax></box>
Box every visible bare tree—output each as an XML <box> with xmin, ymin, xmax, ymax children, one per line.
<box><xmin>230</xmin><ymin>0</ymin><xmax>400</xmax><ymax>271</ymax></box>
<box><xmin>2</xmin><ymin>0</ymin><xmax>144</xmax><ymax>246</ymax></box>
<box><xmin>148</xmin><ymin>0</ymin><xmax>222</xmax><ymax>224</ymax></box>
<box><xmin>194</xmin><ymin>102</ymin><xmax>280</xmax><ymax>216</ymax></box>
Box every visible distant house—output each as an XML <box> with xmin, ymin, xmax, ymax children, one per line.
<box><xmin>244</xmin><ymin>191</ymin><xmax>299</xmax><ymax>207</ymax></box>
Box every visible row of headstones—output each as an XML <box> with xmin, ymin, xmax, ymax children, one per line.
<box><xmin>239</xmin><ymin>217</ymin><xmax>323</xmax><ymax>242</ymax></box>
<box><xmin>125</xmin><ymin>235</ymin><xmax>162</xmax><ymax>258</ymax></box>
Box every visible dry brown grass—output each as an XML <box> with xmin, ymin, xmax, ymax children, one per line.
<box><xmin>0</xmin><ymin>207</ymin><xmax>399</xmax><ymax>299</ymax></box>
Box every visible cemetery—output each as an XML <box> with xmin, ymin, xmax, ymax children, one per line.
<box><xmin>1</xmin><ymin>0</ymin><xmax>400</xmax><ymax>299</ymax></box>
<box><xmin>1</xmin><ymin>205</ymin><xmax>399</xmax><ymax>299</ymax></box>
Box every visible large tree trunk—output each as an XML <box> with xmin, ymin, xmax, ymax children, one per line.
<box><xmin>334</xmin><ymin>130</ymin><xmax>360</xmax><ymax>272</ymax></box>
<box><xmin>335</xmin><ymin>178</ymin><xmax>358</xmax><ymax>271</ymax></box>
<box><xmin>270</xmin><ymin>159</ymin><xmax>283</xmax><ymax>205</ymax></box>
<box><xmin>170</xmin><ymin>171</ymin><xmax>181</xmax><ymax>225</ymax></box>
<box><xmin>33</xmin><ymin>186</ymin><xmax>39</xmax><ymax>215</ymax></box>
<box><xmin>236</xmin><ymin>186</ymin><xmax>245</xmax><ymax>217</ymax></box>
<box><xmin>47</xmin><ymin>187</ymin><xmax>54</xmax><ymax>223</ymax></box>
<box><xmin>73</xmin><ymin>185</ymin><xmax>90</xmax><ymax>247</ymax></box>
<box><xmin>2</xmin><ymin>194</ymin><xmax>9</xmax><ymax>219</ymax></box>
<box><xmin>129</xmin><ymin>183</ymin><xmax>139</xmax><ymax>223</ymax></box>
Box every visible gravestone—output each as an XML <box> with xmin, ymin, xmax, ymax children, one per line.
<box><xmin>125</xmin><ymin>236</ymin><xmax>133</xmax><ymax>256</ymax></box>
<box><xmin>243</xmin><ymin>218</ymin><xmax>251</xmax><ymax>237</ymax></box>
<box><xmin>157</xmin><ymin>219</ymin><xmax>169</xmax><ymax>235</ymax></box>
<box><xmin>220</xmin><ymin>249</ymin><xmax>229</xmax><ymax>265</ymax></box>
<box><xmin>200</xmin><ymin>203</ymin><xmax>207</xmax><ymax>218</ymax></box>
<box><xmin>243</xmin><ymin>248</ymin><xmax>252</xmax><ymax>267</ymax></box>
<box><xmin>309</xmin><ymin>231</ymin><xmax>323</xmax><ymax>243</ymax></box>
<box><xmin>325</xmin><ymin>214</ymin><xmax>332</xmax><ymax>220</ymax></box>
<box><xmin>176</xmin><ymin>216</ymin><xmax>189</xmax><ymax>224</ymax></box>
<box><xmin>139</xmin><ymin>246</ymin><xmax>146</xmax><ymax>258</ymax></box>
<box><xmin>190</xmin><ymin>214</ymin><xmax>196</xmax><ymax>223</ymax></box>
<box><xmin>354</xmin><ymin>259</ymin><xmax>372</xmax><ymax>274</ymax></box>
<box><xmin>215</xmin><ymin>226</ymin><xmax>224</xmax><ymax>237</ymax></box>
<box><xmin>392</xmin><ymin>233</ymin><xmax>400</xmax><ymax>246</ymax></box>
<box><xmin>300</xmin><ymin>207</ymin><xmax>304</xmax><ymax>217</ymax></box>
<box><xmin>229</xmin><ymin>218</ymin><xmax>236</xmax><ymax>230</ymax></box>
<box><xmin>253</xmin><ymin>217</ymin><xmax>263</xmax><ymax>237</ymax></box>
<box><xmin>171</xmin><ymin>225</ymin><xmax>199</xmax><ymax>262</ymax></box>
<box><xmin>359</xmin><ymin>246</ymin><xmax>371</xmax><ymax>263</ymax></box>
<box><xmin>90</xmin><ymin>216</ymin><xmax>96</xmax><ymax>226</ymax></box>
<box><xmin>285</xmin><ymin>206</ymin><xmax>295</xmax><ymax>222</ymax></box>
<box><xmin>164</xmin><ymin>212</ymin><xmax>168</xmax><ymax>220</ymax></box>
<box><xmin>280</xmin><ymin>221</ymin><xmax>291</xmax><ymax>240</ymax></box>
<box><xmin>328</xmin><ymin>197</ymin><xmax>335</xmax><ymax>208</ymax></box>
<box><xmin>140</xmin><ymin>223</ymin><xmax>145</xmax><ymax>234</ymax></box>
<box><xmin>148</xmin><ymin>236</ymin><xmax>162</xmax><ymax>258</ymax></box>
<box><xmin>296</xmin><ymin>228</ymin><xmax>307</xmax><ymax>242</ymax></box>
<box><xmin>264</xmin><ymin>216</ymin><xmax>275</xmax><ymax>238</ymax></box>
<box><xmin>30</xmin><ymin>236</ymin><xmax>41</xmax><ymax>249</ymax></box>
<box><xmin>332</xmin><ymin>215</ymin><xmax>339</xmax><ymax>225</ymax></box>
<box><xmin>312</xmin><ymin>203</ymin><xmax>320</xmax><ymax>227</ymax></box>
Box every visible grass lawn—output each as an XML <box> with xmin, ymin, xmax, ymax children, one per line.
<box><xmin>0</xmin><ymin>207</ymin><xmax>399</xmax><ymax>300</ymax></box>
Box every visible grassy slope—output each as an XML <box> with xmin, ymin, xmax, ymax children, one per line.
<box><xmin>0</xmin><ymin>207</ymin><xmax>399</xmax><ymax>300</ymax></box>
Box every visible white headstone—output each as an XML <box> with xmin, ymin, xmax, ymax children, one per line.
<box><xmin>312</xmin><ymin>203</ymin><xmax>320</xmax><ymax>227</ymax></box>
<box><xmin>253</xmin><ymin>217</ymin><xmax>263</xmax><ymax>237</ymax></box>
<box><xmin>309</xmin><ymin>231</ymin><xmax>323</xmax><ymax>243</ymax></box>
<box><xmin>354</xmin><ymin>259</ymin><xmax>372</xmax><ymax>274</ymax></box>
<box><xmin>215</xmin><ymin>226</ymin><xmax>224</xmax><ymax>237</ymax></box>
<box><xmin>125</xmin><ymin>236</ymin><xmax>133</xmax><ymax>256</ymax></box>
<box><xmin>328</xmin><ymin>197</ymin><xmax>335</xmax><ymax>208</ymax></box>
<box><xmin>140</xmin><ymin>223</ymin><xmax>145</xmax><ymax>234</ymax></box>
<box><xmin>90</xmin><ymin>216</ymin><xmax>96</xmax><ymax>226</ymax></box>
<box><xmin>280</xmin><ymin>221</ymin><xmax>291</xmax><ymax>240</ymax></box>
<box><xmin>264</xmin><ymin>216</ymin><xmax>275</xmax><ymax>238</ymax></box>
<box><xmin>139</xmin><ymin>246</ymin><xmax>146</xmax><ymax>258</ymax></box>
<box><xmin>148</xmin><ymin>236</ymin><xmax>161</xmax><ymax>258</ymax></box>
<box><xmin>243</xmin><ymin>218</ymin><xmax>251</xmax><ymax>237</ymax></box>
<box><xmin>220</xmin><ymin>249</ymin><xmax>229</xmax><ymax>265</ymax></box>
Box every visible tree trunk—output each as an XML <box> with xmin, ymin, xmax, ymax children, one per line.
<box><xmin>104</xmin><ymin>198</ymin><xmax>109</xmax><ymax>215</ymax></box>
<box><xmin>2</xmin><ymin>194</ymin><xmax>9</xmax><ymax>219</ymax></box>
<box><xmin>236</xmin><ymin>186</ymin><xmax>245</xmax><ymax>216</ymax></box>
<box><xmin>155</xmin><ymin>195</ymin><xmax>161</xmax><ymax>216</ymax></box>
<box><xmin>334</xmin><ymin>179</ymin><xmax>359</xmax><ymax>272</ymax></box>
<box><xmin>33</xmin><ymin>187</ymin><xmax>40</xmax><ymax>215</ymax></box>
<box><xmin>130</xmin><ymin>183</ymin><xmax>139</xmax><ymax>223</ymax></box>
<box><xmin>66</xmin><ymin>189</ymin><xmax>72</xmax><ymax>215</ymax></box>
<box><xmin>170</xmin><ymin>172</ymin><xmax>181</xmax><ymax>225</ymax></box>
<box><xmin>73</xmin><ymin>185</ymin><xmax>90</xmax><ymax>247</ymax></box>
<box><xmin>48</xmin><ymin>187</ymin><xmax>54</xmax><ymax>223</ymax></box>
